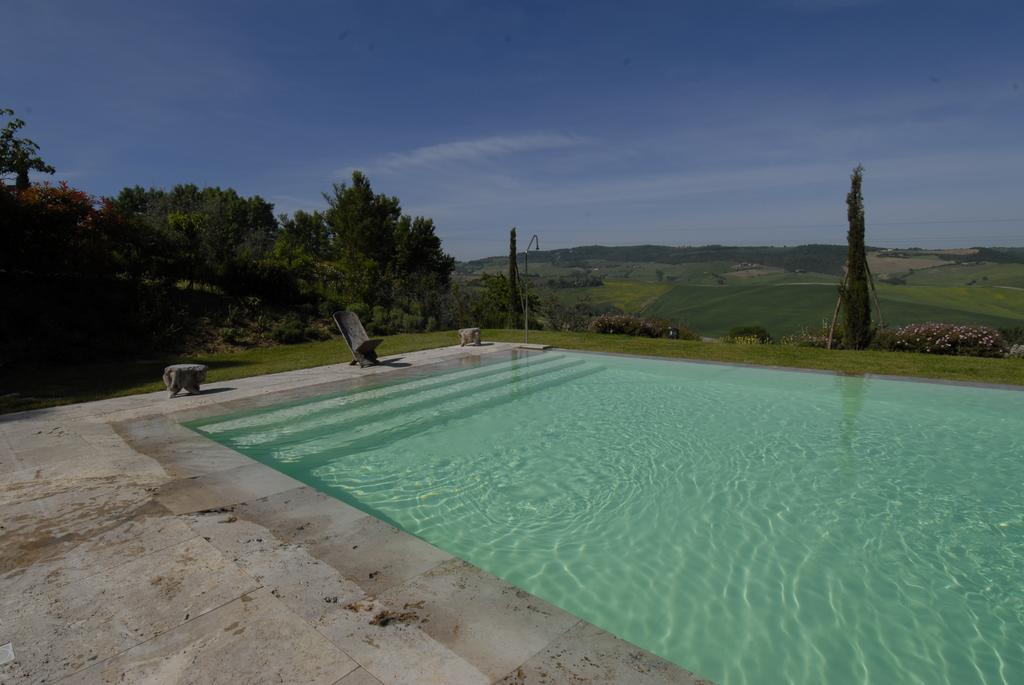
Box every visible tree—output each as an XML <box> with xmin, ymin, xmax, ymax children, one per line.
<box><xmin>841</xmin><ymin>164</ymin><xmax>871</xmax><ymax>349</ymax></box>
<box><xmin>323</xmin><ymin>171</ymin><xmax>454</xmax><ymax>319</ymax></box>
<box><xmin>508</xmin><ymin>227</ymin><xmax>521</xmax><ymax>327</ymax></box>
<box><xmin>277</xmin><ymin>210</ymin><xmax>330</xmax><ymax>261</ymax></box>
<box><xmin>323</xmin><ymin>171</ymin><xmax>400</xmax><ymax>305</ymax></box>
<box><xmin>167</xmin><ymin>212</ymin><xmax>207</xmax><ymax>290</ymax></box>
<box><xmin>393</xmin><ymin>214</ymin><xmax>455</xmax><ymax>319</ymax></box>
<box><xmin>1</xmin><ymin>108</ymin><xmax>55</xmax><ymax>189</ymax></box>
<box><xmin>111</xmin><ymin>184</ymin><xmax>279</xmax><ymax>287</ymax></box>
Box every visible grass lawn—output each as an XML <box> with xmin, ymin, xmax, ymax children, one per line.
<box><xmin>2</xmin><ymin>329</ymin><xmax>1021</xmax><ymax>414</ymax></box>
<box><xmin>641</xmin><ymin>282</ymin><xmax>1024</xmax><ymax>337</ymax></box>
<box><xmin>0</xmin><ymin>331</ymin><xmax>456</xmax><ymax>414</ymax></box>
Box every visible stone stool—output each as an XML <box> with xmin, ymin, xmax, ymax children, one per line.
<box><xmin>458</xmin><ymin>327</ymin><xmax>481</xmax><ymax>347</ymax></box>
<box><xmin>163</xmin><ymin>363</ymin><xmax>208</xmax><ymax>398</ymax></box>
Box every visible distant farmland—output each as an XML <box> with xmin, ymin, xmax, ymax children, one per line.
<box><xmin>460</xmin><ymin>244</ymin><xmax>1024</xmax><ymax>337</ymax></box>
<box><xmin>641</xmin><ymin>282</ymin><xmax>1024</xmax><ymax>337</ymax></box>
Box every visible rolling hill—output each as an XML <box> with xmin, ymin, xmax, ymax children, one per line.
<box><xmin>458</xmin><ymin>244</ymin><xmax>1024</xmax><ymax>337</ymax></box>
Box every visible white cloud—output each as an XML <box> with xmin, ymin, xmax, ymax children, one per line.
<box><xmin>363</xmin><ymin>132</ymin><xmax>589</xmax><ymax>173</ymax></box>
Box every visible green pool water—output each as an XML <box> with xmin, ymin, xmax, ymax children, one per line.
<box><xmin>188</xmin><ymin>351</ymin><xmax>1024</xmax><ymax>685</ymax></box>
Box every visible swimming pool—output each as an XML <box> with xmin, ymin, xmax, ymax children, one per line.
<box><xmin>188</xmin><ymin>350</ymin><xmax>1024</xmax><ymax>685</ymax></box>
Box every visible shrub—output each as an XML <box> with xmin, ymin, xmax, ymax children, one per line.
<box><xmin>878</xmin><ymin>323</ymin><xmax>1007</xmax><ymax>358</ymax></box>
<box><xmin>400</xmin><ymin>312</ymin><xmax>424</xmax><ymax>332</ymax></box>
<box><xmin>271</xmin><ymin>316</ymin><xmax>306</xmax><ymax>344</ymax></box>
<box><xmin>727</xmin><ymin>325</ymin><xmax>772</xmax><ymax>343</ymax></box>
<box><xmin>304</xmin><ymin>325</ymin><xmax>331</xmax><ymax>341</ymax></box>
<box><xmin>588</xmin><ymin>314</ymin><xmax>697</xmax><ymax>339</ymax></box>
<box><xmin>1005</xmin><ymin>344</ymin><xmax>1024</xmax><ymax>359</ymax></box>
<box><xmin>869</xmin><ymin>327</ymin><xmax>898</xmax><ymax>351</ymax></box>
<box><xmin>673</xmin><ymin>324</ymin><xmax>700</xmax><ymax>341</ymax></box>
<box><xmin>367</xmin><ymin>305</ymin><xmax>392</xmax><ymax>335</ymax></box>
<box><xmin>317</xmin><ymin>293</ymin><xmax>349</xmax><ymax>319</ymax></box>
<box><xmin>219</xmin><ymin>326</ymin><xmax>248</xmax><ymax>346</ymax></box>
<box><xmin>728</xmin><ymin>335</ymin><xmax>764</xmax><ymax>345</ymax></box>
<box><xmin>781</xmin><ymin>320</ymin><xmax>842</xmax><ymax>348</ymax></box>
<box><xmin>219</xmin><ymin>258</ymin><xmax>300</xmax><ymax>303</ymax></box>
<box><xmin>544</xmin><ymin>296</ymin><xmax>598</xmax><ymax>333</ymax></box>
<box><xmin>1000</xmin><ymin>326</ymin><xmax>1024</xmax><ymax>346</ymax></box>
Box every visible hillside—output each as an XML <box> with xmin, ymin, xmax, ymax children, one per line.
<box><xmin>459</xmin><ymin>243</ymin><xmax>852</xmax><ymax>276</ymax></box>
<box><xmin>458</xmin><ymin>244</ymin><xmax>1024</xmax><ymax>337</ymax></box>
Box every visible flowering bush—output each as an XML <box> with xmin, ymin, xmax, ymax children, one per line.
<box><xmin>588</xmin><ymin>314</ymin><xmax>698</xmax><ymax>339</ymax></box>
<box><xmin>1007</xmin><ymin>344</ymin><xmax>1024</xmax><ymax>359</ymax></box>
<box><xmin>877</xmin><ymin>323</ymin><xmax>1007</xmax><ymax>358</ymax></box>
<box><xmin>781</xmin><ymin>320</ymin><xmax>843</xmax><ymax>348</ymax></box>
<box><xmin>727</xmin><ymin>335</ymin><xmax>764</xmax><ymax>345</ymax></box>
<box><xmin>726</xmin><ymin>325</ymin><xmax>772</xmax><ymax>343</ymax></box>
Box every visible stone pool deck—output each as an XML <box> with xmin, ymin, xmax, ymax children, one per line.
<box><xmin>1</xmin><ymin>343</ymin><xmax>711</xmax><ymax>685</ymax></box>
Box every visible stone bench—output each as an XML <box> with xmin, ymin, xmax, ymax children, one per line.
<box><xmin>163</xmin><ymin>363</ymin><xmax>208</xmax><ymax>398</ymax></box>
<box><xmin>458</xmin><ymin>327</ymin><xmax>481</xmax><ymax>347</ymax></box>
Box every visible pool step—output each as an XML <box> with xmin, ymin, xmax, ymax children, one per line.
<box><xmin>199</xmin><ymin>353</ymin><xmax>567</xmax><ymax>436</ymax></box>
<box><xmin>226</xmin><ymin>356</ymin><xmax>584</xmax><ymax>448</ymax></box>
<box><xmin>250</xmin><ymin>361</ymin><xmax>604</xmax><ymax>465</ymax></box>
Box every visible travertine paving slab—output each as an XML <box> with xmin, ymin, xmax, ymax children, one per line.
<box><xmin>0</xmin><ymin>537</ymin><xmax>258</xmax><ymax>684</ymax></box>
<box><xmin>375</xmin><ymin>559</ymin><xmax>581</xmax><ymax>681</ymax></box>
<box><xmin>70</xmin><ymin>588</ymin><xmax>357</xmax><ymax>685</ymax></box>
<box><xmin>226</xmin><ymin>488</ymin><xmax>451</xmax><ymax>595</ymax></box>
<box><xmin>5</xmin><ymin>452</ymin><xmax>164</xmax><ymax>487</ymax></box>
<box><xmin>0</xmin><ymin>479</ymin><xmax>156</xmax><ymax>574</ymax></box>
<box><xmin>0</xmin><ymin>421</ymin><xmax>89</xmax><ymax>455</ymax></box>
<box><xmin>229</xmin><ymin>487</ymin><xmax>452</xmax><ymax>594</ymax></box>
<box><xmin>495</xmin><ymin>621</ymin><xmax>710</xmax><ymax>685</ymax></box>
<box><xmin>113</xmin><ymin>416</ymin><xmax>252</xmax><ymax>478</ymax></box>
<box><xmin>234</xmin><ymin>486</ymin><xmax>370</xmax><ymax>544</ymax></box>
<box><xmin>154</xmin><ymin>462</ymin><xmax>302</xmax><ymax>514</ymax></box>
<box><xmin>0</xmin><ymin>437</ymin><xmax>96</xmax><ymax>474</ymax></box>
<box><xmin>336</xmin><ymin>667</ymin><xmax>385</xmax><ymax>685</ymax></box>
<box><xmin>0</xmin><ymin>432</ymin><xmax>19</xmax><ymax>471</ymax></box>
<box><xmin>1</xmin><ymin>504</ymin><xmax>194</xmax><ymax>604</ymax></box>
<box><xmin>307</xmin><ymin>513</ymin><xmax>453</xmax><ymax>596</ymax></box>
<box><xmin>317</xmin><ymin>599</ymin><xmax>491</xmax><ymax>685</ymax></box>
<box><xmin>183</xmin><ymin>511</ymin><xmax>365</xmax><ymax>627</ymax></box>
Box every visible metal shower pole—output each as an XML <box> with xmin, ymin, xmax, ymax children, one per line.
<box><xmin>524</xmin><ymin>234</ymin><xmax>539</xmax><ymax>344</ymax></box>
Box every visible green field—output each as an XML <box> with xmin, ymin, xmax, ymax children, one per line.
<box><xmin>562</xmin><ymin>279</ymin><xmax>673</xmax><ymax>312</ymax></box>
<box><xmin>641</xmin><ymin>283</ymin><xmax>1024</xmax><ymax>337</ymax></box>
<box><xmin>462</xmin><ymin>245</ymin><xmax>1024</xmax><ymax>338</ymax></box>
<box><xmin>902</xmin><ymin>262</ymin><xmax>1024</xmax><ymax>288</ymax></box>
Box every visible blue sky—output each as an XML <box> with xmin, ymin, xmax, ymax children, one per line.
<box><xmin>4</xmin><ymin>0</ymin><xmax>1022</xmax><ymax>258</ymax></box>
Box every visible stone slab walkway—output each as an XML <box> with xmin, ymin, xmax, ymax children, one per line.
<box><xmin>1</xmin><ymin>343</ymin><xmax>711</xmax><ymax>684</ymax></box>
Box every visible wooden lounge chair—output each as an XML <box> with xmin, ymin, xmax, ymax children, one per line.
<box><xmin>333</xmin><ymin>311</ymin><xmax>383</xmax><ymax>367</ymax></box>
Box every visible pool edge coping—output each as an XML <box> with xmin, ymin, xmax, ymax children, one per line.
<box><xmin>548</xmin><ymin>347</ymin><xmax>1024</xmax><ymax>392</ymax></box>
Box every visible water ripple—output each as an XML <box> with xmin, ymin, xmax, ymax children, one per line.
<box><xmin>194</xmin><ymin>353</ymin><xmax>1024</xmax><ymax>685</ymax></box>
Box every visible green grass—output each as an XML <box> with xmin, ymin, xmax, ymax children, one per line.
<box><xmin>0</xmin><ymin>331</ymin><xmax>456</xmax><ymax>414</ymax></box>
<box><xmin>3</xmin><ymin>329</ymin><xmax>1021</xmax><ymax>414</ymax></box>
<box><xmin>485</xmin><ymin>330</ymin><xmax>1024</xmax><ymax>386</ymax></box>
<box><xmin>561</xmin><ymin>279</ymin><xmax>673</xmax><ymax>311</ymax></box>
<box><xmin>877</xmin><ymin>284</ymin><xmax>1024</xmax><ymax>321</ymax></box>
<box><xmin>902</xmin><ymin>262</ymin><xmax>1024</xmax><ymax>288</ymax></box>
<box><xmin>642</xmin><ymin>283</ymin><xmax>838</xmax><ymax>336</ymax></box>
<box><xmin>640</xmin><ymin>283</ymin><xmax>1024</xmax><ymax>337</ymax></box>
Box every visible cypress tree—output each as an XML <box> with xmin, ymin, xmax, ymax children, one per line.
<box><xmin>508</xmin><ymin>226</ymin><xmax>521</xmax><ymax>327</ymax></box>
<box><xmin>842</xmin><ymin>165</ymin><xmax>871</xmax><ymax>349</ymax></box>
